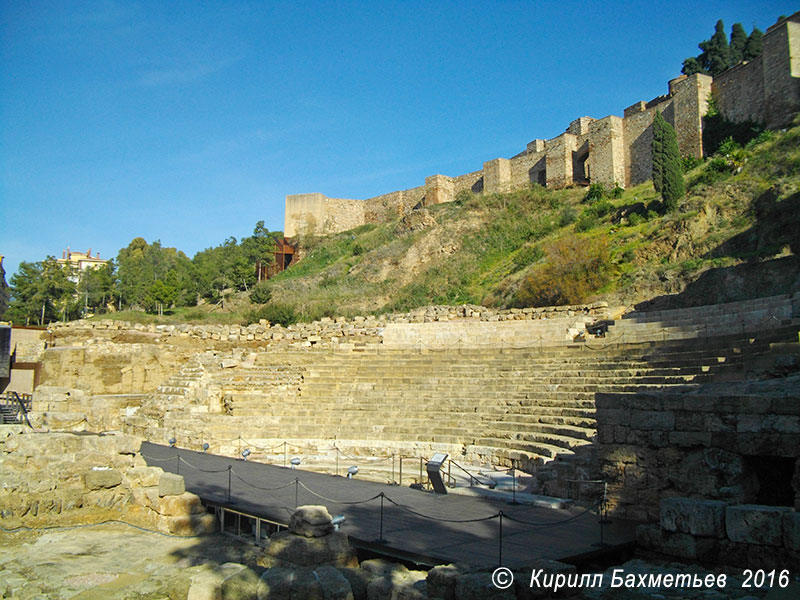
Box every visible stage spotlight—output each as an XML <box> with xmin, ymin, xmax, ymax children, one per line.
<box><xmin>347</xmin><ymin>465</ymin><xmax>359</xmax><ymax>479</ymax></box>
<box><xmin>332</xmin><ymin>515</ymin><xmax>346</xmax><ymax>531</ymax></box>
<box><xmin>290</xmin><ymin>457</ymin><xmax>301</xmax><ymax>469</ymax></box>
<box><xmin>242</xmin><ymin>448</ymin><xmax>251</xmax><ymax>461</ymax></box>
<box><xmin>168</xmin><ymin>438</ymin><xmax>176</xmax><ymax>448</ymax></box>
<box><xmin>202</xmin><ymin>442</ymin><xmax>209</xmax><ymax>453</ymax></box>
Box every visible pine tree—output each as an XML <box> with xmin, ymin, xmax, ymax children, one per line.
<box><xmin>744</xmin><ymin>28</ymin><xmax>763</xmax><ymax>60</ymax></box>
<box><xmin>681</xmin><ymin>56</ymin><xmax>705</xmax><ymax>76</ymax></box>
<box><xmin>651</xmin><ymin>111</ymin><xmax>666</xmax><ymax>194</ymax></box>
<box><xmin>729</xmin><ymin>23</ymin><xmax>747</xmax><ymax>66</ymax></box>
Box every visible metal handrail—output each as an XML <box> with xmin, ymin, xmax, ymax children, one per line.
<box><xmin>2</xmin><ymin>392</ymin><xmax>33</xmax><ymax>427</ymax></box>
<box><xmin>448</xmin><ymin>458</ymin><xmax>491</xmax><ymax>487</ymax></box>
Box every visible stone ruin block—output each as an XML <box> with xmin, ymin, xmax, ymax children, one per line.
<box><xmin>783</xmin><ymin>511</ymin><xmax>800</xmax><ymax>551</ymax></box>
<box><xmin>725</xmin><ymin>504</ymin><xmax>793</xmax><ymax>546</ymax></box>
<box><xmin>158</xmin><ymin>472</ymin><xmax>185</xmax><ymax>497</ymax></box>
<box><xmin>660</xmin><ymin>497</ymin><xmax>726</xmax><ymax>538</ymax></box>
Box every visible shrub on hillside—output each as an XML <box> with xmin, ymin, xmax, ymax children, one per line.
<box><xmin>249</xmin><ymin>281</ymin><xmax>273</xmax><ymax>304</ymax></box>
<box><xmin>558</xmin><ymin>206</ymin><xmax>578</xmax><ymax>227</ymax></box>
<box><xmin>583</xmin><ymin>183</ymin><xmax>606</xmax><ymax>203</ymax></box>
<box><xmin>574</xmin><ymin>210</ymin><xmax>599</xmax><ymax>232</ymax></box>
<box><xmin>512</xmin><ymin>245</ymin><xmax>544</xmax><ymax>270</ymax></box>
<box><xmin>516</xmin><ymin>237</ymin><xmax>612</xmax><ymax>307</ymax></box>
<box><xmin>454</xmin><ymin>190</ymin><xmax>474</xmax><ymax>205</ymax></box>
<box><xmin>244</xmin><ymin>302</ymin><xmax>298</xmax><ymax>327</ymax></box>
<box><xmin>682</xmin><ymin>155</ymin><xmax>703</xmax><ymax>171</ymax></box>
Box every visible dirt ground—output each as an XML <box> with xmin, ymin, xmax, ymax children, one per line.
<box><xmin>0</xmin><ymin>522</ymin><xmax>261</xmax><ymax>599</ymax></box>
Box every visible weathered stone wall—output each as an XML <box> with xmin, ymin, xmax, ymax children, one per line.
<box><xmin>0</xmin><ymin>428</ymin><xmax>214</xmax><ymax>535</ymax></box>
<box><xmin>363</xmin><ymin>185</ymin><xmax>425</xmax><ymax>223</ymax></box>
<box><xmin>714</xmin><ymin>14</ymin><xmax>800</xmax><ymax>129</ymax></box>
<box><xmin>46</xmin><ymin>302</ymin><xmax>609</xmax><ymax>353</ymax></box>
<box><xmin>483</xmin><ymin>158</ymin><xmax>512</xmax><ymax>193</ymax></box>
<box><xmin>40</xmin><ymin>343</ymin><xmax>196</xmax><ymax>394</ymax></box>
<box><xmin>451</xmin><ymin>169</ymin><xmax>484</xmax><ymax>195</ymax></box>
<box><xmin>545</xmin><ymin>132</ymin><xmax>577</xmax><ymax>188</ymax></box>
<box><xmin>714</xmin><ymin>60</ymin><xmax>765</xmax><ymax>125</ymax></box>
<box><xmin>284</xmin><ymin>193</ymin><xmax>365</xmax><ymax>238</ymax></box>
<box><xmin>588</xmin><ymin>115</ymin><xmax>625</xmax><ymax>187</ymax></box>
<box><xmin>596</xmin><ymin>377</ymin><xmax>800</xmax><ymax>522</ymax></box>
<box><xmin>31</xmin><ymin>386</ymin><xmax>146</xmax><ymax>431</ymax></box>
<box><xmin>671</xmin><ymin>74</ymin><xmax>713</xmax><ymax>160</ymax></box>
<box><xmin>283</xmin><ymin>16</ymin><xmax>798</xmax><ymax>239</ymax></box>
<box><xmin>382</xmin><ymin>316</ymin><xmax>593</xmax><ymax>349</ymax></box>
<box><xmin>9</xmin><ymin>326</ymin><xmax>47</xmax><ymax>362</ymax></box>
<box><xmin>424</xmin><ymin>174</ymin><xmax>454</xmax><ymax>205</ymax></box>
<box><xmin>637</xmin><ymin>497</ymin><xmax>800</xmax><ymax>569</ymax></box>
<box><xmin>510</xmin><ymin>149</ymin><xmax>546</xmax><ymax>188</ymax></box>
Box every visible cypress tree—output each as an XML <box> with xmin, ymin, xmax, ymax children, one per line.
<box><xmin>651</xmin><ymin>111</ymin><xmax>666</xmax><ymax>194</ymax></box>
<box><xmin>660</xmin><ymin>118</ymin><xmax>685</xmax><ymax>211</ymax></box>
<box><xmin>729</xmin><ymin>23</ymin><xmax>747</xmax><ymax>66</ymax></box>
<box><xmin>744</xmin><ymin>28</ymin><xmax>763</xmax><ymax>60</ymax></box>
<box><xmin>707</xmin><ymin>20</ymin><xmax>731</xmax><ymax>75</ymax></box>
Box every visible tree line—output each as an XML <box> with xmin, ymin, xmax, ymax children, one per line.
<box><xmin>1</xmin><ymin>221</ymin><xmax>281</xmax><ymax>325</ymax></box>
<box><xmin>682</xmin><ymin>19</ymin><xmax>765</xmax><ymax>77</ymax></box>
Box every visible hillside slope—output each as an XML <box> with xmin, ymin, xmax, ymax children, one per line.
<box><xmin>258</xmin><ymin>123</ymin><xmax>800</xmax><ymax>322</ymax></box>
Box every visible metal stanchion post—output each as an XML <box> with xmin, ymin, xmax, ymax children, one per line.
<box><xmin>498</xmin><ymin>511</ymin><xmax>503</xmax><ymax>566</ymax></box>
<box><xmin>376</xmin><ymin>493</ymin><xmax>387</xmax><ymax>543</ymax></box>
<box><xmin>295</xmin><ymin>478</ymin><xmax>299</xmax><ymax>508</ymax></box>
<box><xmin>508</xmin><ymin>465</ymin><xmax>519</xmax><ymax>505</ymax></box>
<box><xmin>336</xmin><ymin>447</ymin><xmax>339</xmax><ymax>477</ymax></box>
<box><xmin>593</xmin><ymin>482</ymin><xmax>611</xmax><ymax>548</ymax></box>
<box><xmin>399</xmin><ymin>456</ymin><xmax>403</xmax><ymax>487</ymax></box>
<box><xmin>227</xmin><ymin>465</ymin><xmax>232</xmax><ymax>502</ymax></box>
<box><xmin>176</xmin><ymin>453</ymin><xmax>180</xmax><ymax>475</ymax></box>
<box><xmin>419</xmin><ymin>457</ymin><xmax>423</xmax><ymax>484</ymax></box>
<box><xmin>392</xmin><ymin>453</ymin><xmax>396</xmax><ymax>484</ymax></box>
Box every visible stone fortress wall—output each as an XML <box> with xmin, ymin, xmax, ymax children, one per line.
<box><xmin>284</xmin><ymin>13</ymin><xmax>800</xmax><ymax>238</ymax></box>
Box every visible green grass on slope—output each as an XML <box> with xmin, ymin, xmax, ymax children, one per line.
<box><xmin>91</xmin><ymin>122</ymin><xmax>800</xmax><ymax>326</ymax></box>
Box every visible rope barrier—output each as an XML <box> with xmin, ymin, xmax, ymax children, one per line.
<box><xmin>297</xmin><ymin>481</ymin><xmax>383</xmax><ymax>505</ymax></box>
<box><xmin>177</xmin><ymin>456</ymin><xmax>230</xmax><ymax>474</ymax></box>
<box><xmin>382</xmin><ymin>495</ymin><xmax>500</xmax><ymax>523</ymax></box>
<box><xmin>503</xmin><ymin>500</ymin><xmax>602</xmax><ymax>528</ymax></box>
<box><xmin>140</xmin><ymin>453</ymin><xmax>180</xmax><ymax>463</ymax></box>
<box><xmin>229</xmin><ymin>469</ymin><xmax>297</xmax><ymax>492</ymax></box>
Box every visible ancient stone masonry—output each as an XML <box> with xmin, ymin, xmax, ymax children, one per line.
<box><xmin>0</xmin><ymin>428</ymin><xmax>215</xmax><ymax>535</ymax></box>
<box><xmin>45</xmin><ymin>301</ymin><xmax>609</xmax><ymax>354</ymax></box>
<box><xmin>595</xmin><ymin>376</ymin><xmax>800</xmax><ymax>524</ymax></box>
<box><xmin>284</xmin><ymin>12</ymin><xmax>800</xmax><ymax>238</ymax></box>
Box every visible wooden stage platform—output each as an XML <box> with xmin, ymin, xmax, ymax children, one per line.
<box><xmin>141</xmin><ymin>442</ymin><xmax>638</xmax><ymax>569</ymax></box>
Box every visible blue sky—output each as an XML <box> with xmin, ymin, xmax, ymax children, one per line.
<box><xmin>1</xmin><ymin>0</ymin><xmax>795</xmax><ymax>278</ymax></box>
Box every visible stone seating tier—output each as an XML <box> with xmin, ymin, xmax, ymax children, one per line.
<box><xmin>617</xmin><ymin>293</ymin><xmax>797</xmax><ymax>329</ymax></box>
<box><xmin>121</xmin><ymin>321</ymin><xmax>799</xmax><ymax>472</ymax></box>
